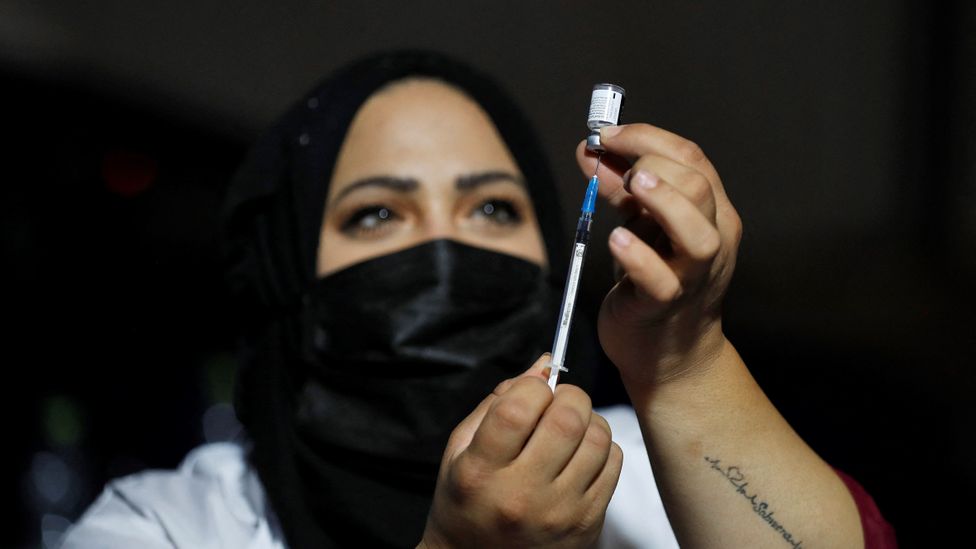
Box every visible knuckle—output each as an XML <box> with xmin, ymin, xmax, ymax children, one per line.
<box><xmin>728</xmin><ymin>208</ymin><xmax>744</xmax><ymax>243</ymax></box>
<box><xmin>583</xmin><ymin>420</ymin><xmax>612</xmax><ymax>450</ymax></box>
<box><xmin>631</xmin><ymin>122</ymin><xmax>655</xmax><ymax>134</ymax></box>
<box><xmin>495</xmin><ymin>495</ymin><xmax>532</xmax><ymax>530</ymax></box>
<box><xmin>555</xmin><ymin>384</ymin><xmax>592</xmax><ymax>410</ymax></box>
<box><xmin>450</xmin><ymin>455</ymin><xmax>487</xmax><ymax>500</ymax></box>
<box><xmin>610</xmin><ymin>441</ymin><xmax>624</xmax><ymax>469</ymax></box>
<box><xmin>607</xmin><ymin>185</ymin><xmax>631</xmax><ymax>207</ymax></box>
<box><xmin>492</xmin><ymin>378</ymin><xmax>513</xmax><ymax>396</ymax></box>
<box><xmin>627</xmin><ymin>245</ymin><xmax>660</xmax><ymax>278</ymax></box>
<box><xmin>689</xmin><ymin>228</ymin><xmax>722</xmax><ymax>261</ymax></box>
<box><xmin>536</xmin><ymin>510</ymin><xmax>563</xmax><ymax>535</ymax></box>
<box><xmin>492</xmin><ymin>397</ymin><xmax>534</xmax><ymax>432</ymax></box>
<box><xmin>547</xmin><ymin>405</ymin><xmax>588</xmax><ymax>440</ymax></box>
<box><xmin>624</xmin><ymin>244</ymin><xmax>647</xmax><ymax>271</ymax></box>
<box><xmin>591</xmin><ymin>412</ymin><xmax>612</xmax><ymax>437</ymax></box>
<box><xmin>446</xmin><ymin>424</ymin><xmax>466</xmax><ymax>447</ymax></box>
<box><xmin>653</xmin><ymin>277</ymin><xmax>683</xmax><ymax>303</ymax></box>
<box><xmin>630</xmin><ymin>157</ymin><xmax>654</xmax><ymax>175</ymax></box>
<box><xmin>577</xmin><ymin>501</ymin><xmax>606</xmax><ymax>533</ymax></box>
<box><xmin>676</xmin><ymin>139</ymin><xmax>706</xmax><ymax>165</ymax></box>
<box><xmin>606</xmin><ymin>444</ymin><xmax>625</xmax><ymax>480</ymax></box>
<box><xmin>516</xmin><ymin>374</ymin><xmax>551</xmax><ymax>396</ymax></box>
<box><xmin>687</xmin><ymin>173</ymin><xmax>713</xmax><ymax>204</ymax></box>
<box><xmin>656</xmin><ymin>180</ymin><xmax>679</xmax><ymax>203</ymax></box>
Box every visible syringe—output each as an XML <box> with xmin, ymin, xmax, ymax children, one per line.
<box><xmin>546</xmin><ymin>83</ymin><xmax>625</xmax><ymax>391</ymax></box>
<box><xmin>546</xmin><ymin>157</ymin><xmax>602</xmax><ymax>391</ymax></box>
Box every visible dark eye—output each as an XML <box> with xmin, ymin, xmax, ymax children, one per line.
<box><xmin>472</xmin><ymin>199</ymin><xmax>521</xmax><ymax>225</ymax></box>
<box><xmin>341</xmin><ymin>205</ymin><xmax>398</xmax><ymax>235</ymax></box>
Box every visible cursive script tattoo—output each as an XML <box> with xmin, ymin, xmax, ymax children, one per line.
<box><xmin>704</xmin><ymin>456</ymin><xmax>803</xmax><ymax>548</ymax></box>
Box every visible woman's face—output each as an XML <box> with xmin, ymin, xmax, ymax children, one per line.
<box><xmin>317</xmin><ymin>78</ymin><xmax>547</xmax><ymax>276</ymax></box>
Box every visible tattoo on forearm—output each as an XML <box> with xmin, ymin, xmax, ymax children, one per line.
<box><xmin>704</xmin><ymin>456</ymin><xmax>803</xmax><ymax>549</ymax></box>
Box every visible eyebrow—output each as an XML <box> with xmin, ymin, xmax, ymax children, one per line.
<box><xmin>456</xmin><ymin>170</ymin><xmax>525</xmax><ymax>190</ymax></box>
<box><xmin>333</xmin><ymin>170</ymin><xmax>524</xmax><ymax>203</ymax></box>
<box><xmin>332</xmin><ymin>176</ymin><xmax>420</xmax><ymax>202</ymax></box>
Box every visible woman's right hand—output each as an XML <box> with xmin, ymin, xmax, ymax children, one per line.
<box><xmin>419</xmin><ymin>354</ymin><xmax>623</xmax><ymax>548</ymax></box>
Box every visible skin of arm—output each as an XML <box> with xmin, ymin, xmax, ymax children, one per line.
<box><xmin>576</xmin><ymin>124</ymin><xmax>863</xmax><ymax>548</ymax></box>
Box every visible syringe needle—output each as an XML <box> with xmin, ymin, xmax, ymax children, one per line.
<box><xmin>593</xmin><ymin>154</ymin><xmax>602</xmax><ymax>178</ymax></box>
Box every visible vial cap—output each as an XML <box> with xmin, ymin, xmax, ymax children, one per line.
<box><xmin>586</xmin><ymin>132</ymin><xmax>604</xmax><ymax>152</ymax></box>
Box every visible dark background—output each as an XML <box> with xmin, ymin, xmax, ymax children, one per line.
<box><xmin>3</xmin><ymin>1</ymin><xmax>973</xmax><ymax>547</ymax></box>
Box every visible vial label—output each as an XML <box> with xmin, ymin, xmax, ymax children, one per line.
<box><xmin>588</xmin><ymin>89</ymin><xmax>623</xmax><ymax>127</ymax></box>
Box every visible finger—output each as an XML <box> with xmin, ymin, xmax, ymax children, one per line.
<box><xmin>575</xmin><ymin>142</ymin><xmax>718</xmax><ymax>229</ymax></box>
<box><xmin>575</xmin><ymin>140</ymin><xmax>634</xmax><ymax>211</ymax></box>
<box><xmin>465</xmin><ymin>374</ymin><xmax>552</xmax><ymax>467</ymax></box>
<box><xmin>585</xmin><ymin>441</ymin><xmax>623</xmax><ymax>507</ymax></box>
<box><xmin>576</xmin><ymin>139</ymin><xmax>632</xmax><ymax>181</ymax></box>
<box><xmin>444</xmin><ymin>390</ymin><xmax>500</xmax><ymax>462</ymax></box>
<box><xmin>446</xmin><ymin>354</ymin><xmax>553</xmax><ymax>461</ymax></box>
<box><xmin>608</xmin><ymin>226</ymin><xmax>683</xmax><ymax>305</ymax></box>
<box><xmin>598</xmin><ymin>124</ymin><xmax>722</xmax><ymax>190</ymax></box>
<box><xmin>558</xmin><ymin>412</ymin><xmax>614</xmax><ymax>494</ymax></box>
<box><xmin>601</xmin><ymin>124</ymin><xmax>742</xmax><ymax>256</ymax></box>
<box><xmin>626</xmin><ymin>171</ymin><xmax>721</xmax><ymax>270</ymax></box>
<box><xmin>518</xmin><ymin>384</ymin><xmax>593</xmax><ymax>480</ymax></box>
<box><xmin>493</xmin><ymin>353</ymin><xmax>552</xmax><ymax>397</ymax></box>
<box><xmin>628</xmin><ymin>156</ymin><xmax>717</xmax><ymax>224</ymax></box>
<box><xmin>579</xmin><ymin>124</ymin><xmax>742</xmax><ymax>288</ymax></box>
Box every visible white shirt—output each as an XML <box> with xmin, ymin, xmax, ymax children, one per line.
<box><xmin>60</xmin><ymin>405</ymin><xmax>678</xmax><ymax>548</ymax></box>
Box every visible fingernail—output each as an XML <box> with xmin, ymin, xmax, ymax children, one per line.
<box><xmin>610</xmin><ymin>227</ymin><xmax>633</xmax><ymax>248</ymax></box>
<box><xmin>600</xmin><ymin>125</ymin><xmax>622</xmax><ymax>140</ymax></box>
<box><xmin>633</xmin><ymin>170</ymin><xmax>659</xmax><ymax>190</ymax></box>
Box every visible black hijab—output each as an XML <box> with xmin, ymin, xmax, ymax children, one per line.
<box><xmin>222</xmin><ymin>51</ymin><xmax>596</xmax><ymax>548</ymax></box>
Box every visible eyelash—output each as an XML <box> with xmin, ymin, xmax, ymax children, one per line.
<box><xmin>471</xmin><ymin>197</ymin><xmax>522</xmax><ymax>225</ymax></box>
<box><xmin>340</xmin><ymin>205</ymin><xmax>399</xmax><ymax>236</ymax></box>
<box><xmin>338</xmin><ymin>197</ymin><xmax>525</xmax><ymax>237</ymax></box>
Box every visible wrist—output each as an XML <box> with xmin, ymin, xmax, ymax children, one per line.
<box><xmin>621</xmin><ymin>329</ymin><xmax>736</xmax><ymax>410</ymax></box>
<box><xmin>418</xmin><ymin>516</ymin><xmax>452</xmax><ymax>549</ymax></box>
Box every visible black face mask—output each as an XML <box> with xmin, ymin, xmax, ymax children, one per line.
<box><xmin>290</xmin><ymin>239</ymin><xmax>555</xmax><ymax>545</ymax></box>
<box><xmin>300</xmin><ymin>238</ymin><xmax>553</xmax><ymax>463</ymax></box>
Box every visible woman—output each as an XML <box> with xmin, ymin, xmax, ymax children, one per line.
<box><xmin>63</xmin><ymin>51</ymin><xmax>894</xmax><ymax>548</ymax></box>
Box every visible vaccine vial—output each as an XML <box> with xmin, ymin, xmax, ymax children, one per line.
<box><xmin>586</xmin><ymin>83</ymin><xmax>626</xmax><ymax>152</ymax></box>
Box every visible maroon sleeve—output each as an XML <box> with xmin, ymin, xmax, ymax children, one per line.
<box><xmin>834</xmin><ymin>469</ymin><xmax>898</xmax><ymax>549</ymax></box>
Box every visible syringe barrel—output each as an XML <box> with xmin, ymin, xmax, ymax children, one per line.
<box><xmin>548</xmin><ymin>222</ymin><xmax>590</xmax><ymax>376</ymax></box>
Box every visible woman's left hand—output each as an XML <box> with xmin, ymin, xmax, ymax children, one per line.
<box><xmin>575</xmin><ymin>124</ymin><xmax>742</xmax><ymax>394</ymax></box>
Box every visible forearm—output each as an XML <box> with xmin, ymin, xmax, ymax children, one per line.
<box><xmin>624</xmin><ymin>338</ymin><xmax>863</xmax><ymax>549</ymax></box>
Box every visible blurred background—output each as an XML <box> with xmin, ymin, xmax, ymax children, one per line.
<box><xmin>2</xmin><ymin>1</ymin><xmax>973</xmax><ymax>547</ymax></box>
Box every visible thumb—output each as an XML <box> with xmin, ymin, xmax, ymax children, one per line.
<box><xmin>499</xmin><ymin>352</ymin><xmax>551</xmax><ymax>393</ymax></box>
<box><xmin>443</xmin><ymin>354</ymin><xmax>551</xmax><ymax>460</ymax></box>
